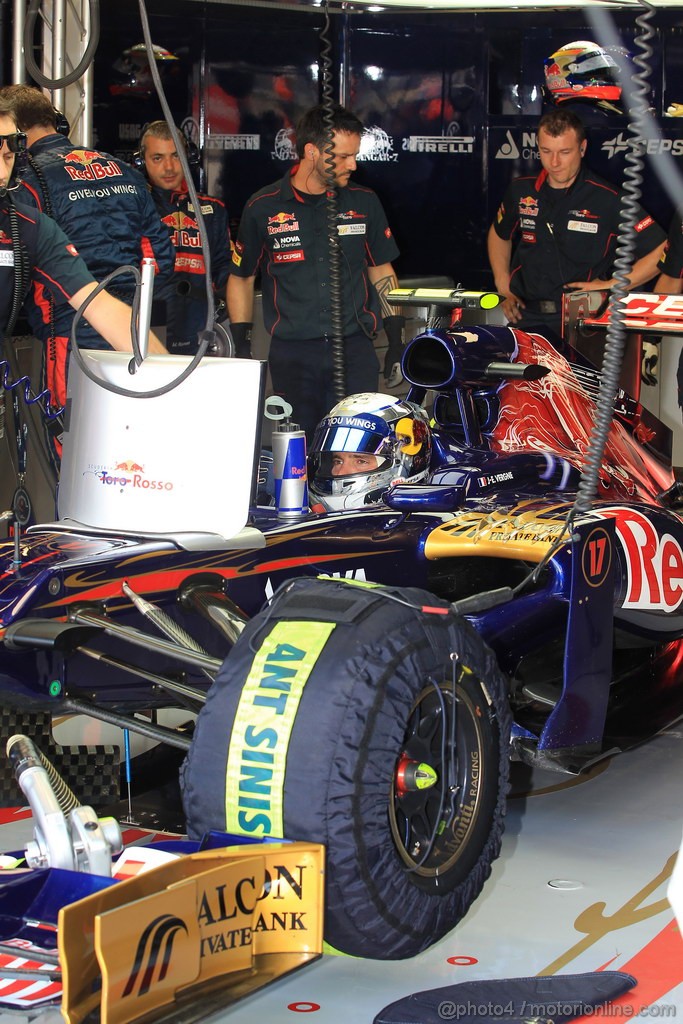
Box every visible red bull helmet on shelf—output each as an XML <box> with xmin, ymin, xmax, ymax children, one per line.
<box><xmin>308</xmin><ymin>393</ymin><xmax>432</xmax><ymax>513</ymax></box>
<box><xmin>544</xmin><ymin>40</ymin><xmax>623</xmax><ymax>113</ymax></box>
<box><xmin>109</xmin><ymin>43</ymin><xmax>180</xmax><ymax>98</ymax></box>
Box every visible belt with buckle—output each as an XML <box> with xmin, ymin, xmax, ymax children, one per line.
<box><xmin>523</xmin><ymin>299</ymin><xmax>558</xmax><ymax>314</ymax></box>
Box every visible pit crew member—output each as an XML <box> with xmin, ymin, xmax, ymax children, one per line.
<box><xmin>0</xmin><ymin>110</ymin><xmax>166</xmax><ymax>357</ymax></box>
<box><xmin>308</xmin><ymin>393</ymin><xmax>431</xmax><ymax>512</ymax></box>
<box><xmin>0</xmin><ymin>85</ymin><xmax>173</xmax><ymax>406</ymax></box>
<box><xmin>227</xmin><ymin>103</ymin><xmax>403</xmax><ymax>441</ymax></box>
<box><xmin>487</xmin><ymin>109</ymin><xmax>665</xmax><ymax>342</ymax></box>
<box><xmin>139</xmin><ymin>120</ymin><xmax>232</xmax><ymax>354</ymax></box>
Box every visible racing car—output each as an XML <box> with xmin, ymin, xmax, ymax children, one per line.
<box><xmin>1</xmin><ymin>295</ymin><xmax>683</xmax><ymax>961</ymax></box>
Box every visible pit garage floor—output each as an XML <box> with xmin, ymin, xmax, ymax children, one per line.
<box><xmin>0</xmin><ymin>727</ymin><xmax>681</xmax><ymax>1024</ymax></box>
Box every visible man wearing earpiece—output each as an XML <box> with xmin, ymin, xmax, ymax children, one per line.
<box><xmin>0</xmin><ymin>103</ymin><xmax>166</xmax><ymax>363</ymax></box>
<box><xmin>137</xmin><ymin>121</ymin><xmax>232</xmax><ymax>355</ymax></box>
<box><xmin>0</xmin><ymin>85</ymin><xmax>173</xmax><ymax>409</ymax></box>
<box><xmin>487</xmin><ymin>109</ymin><xmax>665</xmax><ymax>344</ymax></box>
<box><xmin>227</xmin><ymin>103</ymin><xmax>403</xmax><ymax>442</ymax></box>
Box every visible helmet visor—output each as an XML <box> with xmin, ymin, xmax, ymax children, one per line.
<box><xmin>310</xmin><ymin>420</ymin><xmax>396</xmax><ymax>459</ymax></box>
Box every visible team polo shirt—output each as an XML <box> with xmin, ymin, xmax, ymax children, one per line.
<box><xmin>493</xmin><ymin>164</ymin><xmax>665</xmax><ymax>303</ymax></box>
<box><xmin>231</xmin><ymin>167</ymin><xmax>399</xmax><ymax>342</ymax></box>
<box><xmin>0</xmin><ymin>198</ymin><xmax>94</xmax><ymax>335</ymax></box>
<box><xmin>657</xmin><ymin>209</ymin><xmax>683</xmax><ymax>279</ymax></box>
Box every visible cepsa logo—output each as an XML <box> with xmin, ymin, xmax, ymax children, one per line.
<box><xmin>63</xmin><ymin>149</ymin><xmax>125</xmax><ymax>182</ymax></box>
<box><xmin>600</xmin><ymin>507</ymin><xmax>683</xmax><ymax>612</ymax></box>
<box><xmin>97</xmin><ymin>460</ymin><xmax>174</xmax><ymax>492</ymax></box>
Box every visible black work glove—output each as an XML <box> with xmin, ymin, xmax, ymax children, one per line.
<box><xmin>383</xmin><ymin>315</ymin><xmax>405</xmax><ymax>386</ymax></box>
<box><xmin>230</xmin><ymin>321</ymin><xmax>253</xmax><ymax>359</ymax></box>
<box><xmin>641</xmin><ymin>340</ymin><xmax>659</xmax><ymax>387</ymax></box>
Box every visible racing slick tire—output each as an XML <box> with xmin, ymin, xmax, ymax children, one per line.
<box><xmin>181</xmin><ymin>576</ymin><xmax>511</xmax><ymax>960</ymax></box>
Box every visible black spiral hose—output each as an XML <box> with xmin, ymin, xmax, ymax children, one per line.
<box><xmin>5</xmin><ymin>195</ymin><xmax>30</xmax><ymax>340</ymax></box>
<box><xmin>23</xmin><ymin>0</ymin><xmax>101</xmax><ymax>89</ymax></box>
<box><xmin>571</xmin><ymin>0</ymin><xmax>655</xmax><ymax>516</ymax></box>
<box><xmin>514</xmin><ymin>1</ymin><xmax>657</xmax><ymax>597</ymax></box>
<box><xmin>320</xmin><ymin>2</ymin><xmax>346</xmax><ymax>401</ymax></box>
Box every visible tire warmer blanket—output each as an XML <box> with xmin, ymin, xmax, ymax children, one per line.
<box><xmin>372</xmin><ymin>970</ymin><xmax>636</xmax><ymax>1024</ymax></box>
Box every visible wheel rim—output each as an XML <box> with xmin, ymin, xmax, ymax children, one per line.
<box><xmin>389</xmin><ymin>677</ymin><xmax>487</xmax><ymax>880</ymax></box>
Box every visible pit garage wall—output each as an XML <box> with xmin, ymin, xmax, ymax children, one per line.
<box><xmin>49</xmin><ymin>2</ymin><xmax>683</xmax><ymax>454</ymax></box>
<box><xmin>87</xmin><ymin>4</ymin><xmax>683</xmax><ymax>272</ymax></box>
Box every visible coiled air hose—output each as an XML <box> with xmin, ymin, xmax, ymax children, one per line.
<box><xmin>515</xmin><ymin>0</ymin><xmax>657</xmax><ymax>598</ymax></box>
<box><xmin>320</xmin><ymin>2</ymin><xmax>347</xmax><ymax>402</ymax></box>
<box><xmin>572</xmin><ymin>0</ymin><xmax>656</xmax><ymax>516</ymax></box>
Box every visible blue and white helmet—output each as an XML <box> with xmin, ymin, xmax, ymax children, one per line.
<box><xmin>308</xmin><ymin>393</ymin><xmax>431</xmax><ymax>512</ymax></box>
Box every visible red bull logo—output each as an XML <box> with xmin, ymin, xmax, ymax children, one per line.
<box><xmin>162</xmin><ymin>211</ymin><xmax>198</xmax><ymax>232</ymax></box>
<box><xmin>64</xmin><ymin>149</ymin><xmax>101</xmax><ymax>165</ymax></box>
<box><xmin>63</xmin><ymin>150</ymin><xmax>124</xmax><ymax>183</ymax></box>
<box><xmin>267</xmin><ymin>212</ymin><xmax>299</xmax><ymax>235</ymax></box>
<box><xmin>114</xmin><ymin>460</ymin><xmax>145</xmax><ymax>472</ymax></box>
<box><xmin>268</xmin><ymin>212</ymin><xmax>295</xmax><ymax>225</ymax></box>
<box><xmin>518</xmin><ymin>195</ymin><xmax>538</xmax><ymax>216</ymax></box>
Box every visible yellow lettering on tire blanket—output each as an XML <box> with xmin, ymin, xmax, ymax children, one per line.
<box><xmin>225</xmin><ymin>620</ymin><xmax>336</xmax><ymax>838</ymax></box>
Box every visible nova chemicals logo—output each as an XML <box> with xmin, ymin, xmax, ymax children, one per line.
<box><xmin>122</xmin><ymin>914</ymin><xmax>188</xmax><ymax>997</ymax></box>
<box><xmin>495</xmin><ymin>131</ymin><xmax>520</xmax><ymax>159</ymax></box>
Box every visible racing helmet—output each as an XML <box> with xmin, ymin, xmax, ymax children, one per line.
<box><xmin>544</xmin><ymin>40</ymin><xmax>623</xmax><ymax>112</ymax></box>
<box><xmin>308</xmin><ymin>393</ymin><xmax>431</xmax><ymax>513</ymax></box>
<box><xmin>109</xmin><ymin>43</ymin><xmax>180</xmax><ymax>98</ymax></box>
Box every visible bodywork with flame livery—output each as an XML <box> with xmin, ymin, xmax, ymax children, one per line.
<box><xmin>1</xmin><ymin>311</ymin><xmax>683</xmax><ymax>961</ymax></box>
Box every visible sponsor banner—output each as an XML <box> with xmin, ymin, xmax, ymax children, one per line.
<box><xmin>206</xmin><ymin>134</ymin><xmax>260</xmax><ymax>151</ymax></box>
<box><xmin>60</xmin><ymin>842</ymin><xmax>324</xmax><ymax>1024</ymax></box>
<box><xmin>402</xmin><ymin>135</ymin><xmax>475</xmax><ymax>154</ymax></box>
<box><xmin>599</xmin><ymin>506</ymin><xmax>683</xmax><ymax>613</ymax></box>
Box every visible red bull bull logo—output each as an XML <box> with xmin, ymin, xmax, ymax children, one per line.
<box><xmin>162</xmin><ymin>211</ymin><xmax>201</xmax><ymax>247</ymax></box>
<box><xmin>518</xmin><ymin>195</ymin><xmax>539</xmax><ymax>216</ymax></box>
<box><xmin>162</xmin><ymin>211</ymin><xmax>198</xmax><ymax>232</ymax></box>
<box><xmin>63</xmin><ymin>150</ymin><xmax>124</xmax><ymax>183</ymax></box>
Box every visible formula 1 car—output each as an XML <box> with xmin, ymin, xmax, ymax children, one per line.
<box><xmin>1</xmin><ymin>293</ymin><xmax>683</xmax><ymax>961</ymax></box>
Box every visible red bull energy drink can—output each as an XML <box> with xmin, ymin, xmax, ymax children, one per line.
<box><xmin>272</xmin><ymin>421</ymin><xmax>308</xmax><ymax>518</ymax></box>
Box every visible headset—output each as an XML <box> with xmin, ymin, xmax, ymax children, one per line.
<box><xmin>54</xmin><ymin>108</ymin><xmax>70</xmax><ymax>137</ymax></box>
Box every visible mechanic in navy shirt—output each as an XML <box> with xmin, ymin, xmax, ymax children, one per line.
<box><xmin>0</xmin><ymin>105</ymin><xmax>167</xmax><ymax>358</ymax></box>
<box><xmin>227</xmin><ymin>103</ymin><xmax>402</xmax><ymax>441</ymax></box>
<box><xmin>488</xmin><ymin>109</ymin><xmax>665</xmax><ymax>343</ymax></box>
<box><xmin>0</xmin><ymin>85</ymin><xmax>173</xmax><ymax>406</ymax></box>
<box><xmin>139</xmin><ymin>120</ymin><xmax>232</xmax><ymax>354</ymax></box>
